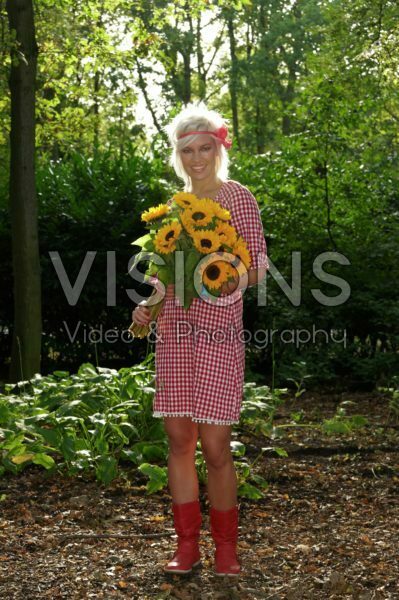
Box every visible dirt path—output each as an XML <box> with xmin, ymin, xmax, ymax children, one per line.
<box><xmin>0</xmin><ymin>391</ymin><xmax>398</xmax><ymax>599</ymax></box>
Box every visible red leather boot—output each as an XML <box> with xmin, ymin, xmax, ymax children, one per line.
<box><xmin>210</xmin><ymin>504</ymin><xmax>241</xmax><ymax>576</ymax></box>
<box><xmin>164</xmin><ymin>500</ymin><xmax>202</xmax><ymax>574</ymax></box>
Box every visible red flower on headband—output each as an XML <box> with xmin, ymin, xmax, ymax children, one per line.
<box><xmin>215</xmin><ymin>125</ymin><xmax>233</xmax><ymax>149</ymax></box>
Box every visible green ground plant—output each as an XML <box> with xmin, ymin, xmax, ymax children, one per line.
<box><xmin>0</xmin><ymin>358</ymin><xmax>370</xmax><ymax>498</ymax></box>
<box><xmin>378</xmin><ymin>376</ymin><xmax>399</xmax><ymax>424</ymax></box>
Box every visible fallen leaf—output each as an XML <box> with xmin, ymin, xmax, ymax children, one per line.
<box><xmin>359</xmin><ymin>534</ymin><xmax>373</xmax><ymax>545</ymax></box>
<box><xmin>296</xmin><ymin>544</ymin><xmax>311</xmax><ymax>555</ymax></box>
<box><xmin>160</xmin><ymin>583</ymin><xmax>173</xmax><ymax>591</ymax></box>
<box><xmin>256</xmin><ymin>547</ymin><xmax>274</xmax><ymax>556</ymax></box>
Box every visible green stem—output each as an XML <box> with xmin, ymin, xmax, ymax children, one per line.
<box><xmin>275</xmin><ymin>423</ymin><xmax>320</xmax><ymax>429</ymax></box>
<box><xmin>271</xmin><ymin>317</ymin><xmax>276</xmax><ymax>393</ymax></box>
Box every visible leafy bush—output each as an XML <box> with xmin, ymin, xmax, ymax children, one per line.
<box><xmin>2</xmin><ymin>358</ymin><xmax>283</xmax><ymax>497</ymax></box>
<box><xmin>0</xmin><ymin>359</ymin><xmax>370</xmax><ymax>497</ymax></box>
<box><xmin>0</xmin><ymin>356</ymin><xmax>167</xmax><ymax>486</ymax></box>
<box><xmin>0</xmin><ymin>150</ymin><xmax>176</xmax><ymax>375</ymax></box>
<box><xmin>230</xmin><ymin>145</ymin><xmax>399</xmax><ymax>391</ymax></box>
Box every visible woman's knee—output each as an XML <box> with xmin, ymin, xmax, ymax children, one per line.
<box><xmin>202</xmin><ymin>444</ymin><xmax>232</xmax><ymax>469</ymax></box>
<box><xmin>164</xmin><ymin>417</ymin><xmax>198</xmax><ymax>456</ymax></box>
<box><xmin>199</xmin><ymin>425</ymin><xmax>232</xmax><ymax>469</ymax></box>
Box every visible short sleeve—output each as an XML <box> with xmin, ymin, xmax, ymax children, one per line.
<box><xmin>228</xmin><ymin>184</ymin><xmax>269</xmax><ymax>270</ymax></box>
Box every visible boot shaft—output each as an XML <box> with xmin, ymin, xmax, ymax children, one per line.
<box><xmin>210</xmin><ymin>505</ymin><xmax>239</xmax><ymax>545</ymax></box>
<box><xmin>172</xmin><ymin>499</ymin><xmax>202</xmax><ymax>539</ymax></box>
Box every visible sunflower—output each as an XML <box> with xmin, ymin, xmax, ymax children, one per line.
<box><xmin>154</xmin><ymin>221</ymin><xmax>182</xmax><ymax>254</ymax></box>
<box><xmin>191</xmin><ymin>229</ymin><xmax>221</xmax><ymax>254</ymax></box>
<box><xmin>202</xmin><ymin>259</ymin><xmax>231</xmax><ymax>290</ymax></box>
<box><xmin>214</xmin><ymin>221</ymin><xmax>237</xmax><ymax>247</ymax></box>
<box><xmin>231</xmin><ymin>237</ymin><xmax>252</xmax><ymax>270</ymax></box>
<box><xmin>180</xmin><ymin>210</ymin><xmax>196</xmax><ymax>235</ymax></box>
<box><xmin>141</xmin><ymin>203</ymin><xmax>171</xmax><ymax>223</ymax></box>
<box><xmin>184</xmin><ymin>199</ymin><xmax>214</xmax><ymax>228</ymax></box>
<box><xmin>173</xmin><ymin>192</ymin><xmax>197</xmax><ymax>209</ymax></box>
<box><xmin>202</xmin><ymin>198</ymin><xmax>230</xmax><ymax>221</ymax></box>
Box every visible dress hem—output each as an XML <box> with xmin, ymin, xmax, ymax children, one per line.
<box><xmin>153</xmin><ymin>411</ymin><xmax>239</xmax><ymax>425</ymax></box>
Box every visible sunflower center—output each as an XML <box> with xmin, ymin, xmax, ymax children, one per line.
<box><xmin>200</xmin><ymin>239</ymin><xmax>212</xmax><ymax>248</ymax></box>
<box><xmin>206</xmin><ymin>265</ymin><xmax>221</xmax><ymax>280</ymax></box>
<box><xmin>192</xmin><ymin>211</ymin><xmax>206</xmax><ymax>221</ymax></box>
<box><xmin>165</xmin><ymin>231</ymin><xmax>175</xmax><ymax>241</ymax></box>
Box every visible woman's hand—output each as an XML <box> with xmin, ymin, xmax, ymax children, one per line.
<box><xmin>219</xmin><ymin>277</ymin><xmax>239</xmax><ymax>295</ymax></box>
<box><xmin>131</xmin><ymin>284</ymin><xmax>175</xmax><ymax>326</ymax></box>
<box><xmin>132</xmin><ymin>300</ymin><xmax>151</xmax><ymax>326</ymax></box>
<box><xmin>220</xmin><ymin>269</ymin><xmax>264</xmax><ymax>293</ymax></box>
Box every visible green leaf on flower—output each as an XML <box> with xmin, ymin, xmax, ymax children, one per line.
<box><xmin>131</xmin><ymin>233</ymin><xmax>153</xmax><ymax>249</ymax></box>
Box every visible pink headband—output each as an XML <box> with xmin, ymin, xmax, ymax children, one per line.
<box><xmin>177</xmin><ymin>125</ymin><xmax>233</xmax><ymax>149</ymax></box>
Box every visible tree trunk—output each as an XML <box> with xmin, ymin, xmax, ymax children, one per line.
<box><xmin>255</xmin><ymin>99</ymin><xmax>266</xmax><ymax>153</ymax></box>
<box><xmin>93</xmin><ymin>4</ymin><xmax>104</xmax><ymax>155</ymax></box>
<box><xmin>135</xmin><ymin>58</ymin><xmax>168</xmax><ymax>140</ymax></box>
<box><xmin>196</xmin><ymin>14</ymin><xmax>206</xmax><ymax>100</ymax></box>
<box><xmin>93</xmin><ymin>69</ymin><xmax>100</xmax><ymax>154</ymax></box>
<box><xmin>182</xmin><ymin>50</ymin><xmax>191</xmax><ymax>104</ymax></box>
<box><xmin>6</xmin><ymin>0</ymin><xmax>42</xmax><ymax>382</ymax></box>
<box><xmin>226</xmin><ymin>11</ymin><xmax>240</xmax><ymax>149</ymax></box>
<box><xmin>182</xmin><ymin>6</ymin><xmax>193</xmax><ymax>105</ymax></box>
<box><xmin>281</xmin><ymin>68</ymin><xmax>296</xmax><ymax>136</ymax></box>
<box><xmin>275</xmin><ymin>48</ymin><xmax>297</xmax><ymax>137</ymax></box>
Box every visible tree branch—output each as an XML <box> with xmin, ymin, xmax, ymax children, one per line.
<box><xmin>135</xmin><ymin>58</ymin><xmax>167</xmax><ymax>141</ymax></box>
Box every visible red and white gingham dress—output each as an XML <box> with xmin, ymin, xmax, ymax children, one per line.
<box><xmin>153</xmin><ymin>179</ymin><xmax>269</xmax><ymax>425</ymax></box>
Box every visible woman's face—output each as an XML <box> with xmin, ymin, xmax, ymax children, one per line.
<box><xmin>179</xmin><ymin>134</ymin><xmax>218</xmax><ymax>184</ymax></box>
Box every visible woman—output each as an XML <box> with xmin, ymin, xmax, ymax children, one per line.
<box><xmin>131</xmin><ymin>103</ymin><xmax>268</xmax><ymax>577</ymax></box>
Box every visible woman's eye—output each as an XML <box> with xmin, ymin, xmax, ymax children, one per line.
<box><xmin>182</xmin><ymin>146</ymin><xmax>211</xmax><ymax>154</ymax></box>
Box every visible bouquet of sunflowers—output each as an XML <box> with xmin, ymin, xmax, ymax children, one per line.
<box><xmin>128</xmin><ymin>191</ymin><xmax>251</xmax><ymax>339</ymax></box>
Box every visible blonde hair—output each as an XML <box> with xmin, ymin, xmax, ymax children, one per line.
<box><xmin>164</xmin><ymin>101</ymin><xmax>230</xmax><ymax>190</ymax></box>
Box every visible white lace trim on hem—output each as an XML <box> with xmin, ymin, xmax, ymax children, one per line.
<box><xmin>152</xmin><ymin>411</ymin><xmax>239</xmax><ymax>425</ymax></box>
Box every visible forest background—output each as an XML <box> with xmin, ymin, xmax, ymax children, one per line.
<box><xmin>0</xmin><ymin>0</ymin><xmax>398</xmax><ymax>392</ymax></box>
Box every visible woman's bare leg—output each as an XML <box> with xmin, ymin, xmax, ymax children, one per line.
<box><xmin>198</xmin><ymin>423</ymin><xmax>237</xmax><ymax>509</ymax></box>
<box><xmin>164</xmin><ymin>417</ymin><xmax>199</xmax><ymax>503</ymax></box>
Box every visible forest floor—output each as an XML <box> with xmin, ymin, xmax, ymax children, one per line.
<box><xmin>0</xmin><ymin>390</ymin><xmax>398</xmax><ymax>600</ymax></box>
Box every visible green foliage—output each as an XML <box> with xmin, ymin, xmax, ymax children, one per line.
<box><xmin>138</xmin><ymin>463</ymin><xmax>168</xmax><ymax>494</ymax></box>
<box><xmin>239</xmin><ymin>382</ymin><xmax>289</xmax><ymax>439</ymax></box>
<box><xmin>0</xmin><ymin>358</ymin><xmax>289</xmax><ymax>498</ymax></box>
<box><xmin>321</xmin><ymin>401</ymin><xmax>369</xmax><ymax>435</ymax></box>
<box><xmin>0</xmin><ymin>150</ymin><xmax>174</xmax><ymax>373</ymax></box>
<box><xmin>1</xmin><ymin>357</ymin><xmax>279</xmax><ymax>496</ymax></box>
<box><xmin>378</xmin><ymin>376</ymin><xmax>399</xmax><ymax>423</ymax></box>
<box><xmin>286</xmin><ymin>361</ymin><xmax>313</xmax><ymax>399</ymax></box>
<box><xmin>230</xmin><ymin>139</ymin><xmax>399</xmax><ymax>390</ymax></box>
<box><xmin>0</xmin><ymin>360</ymin><xmax>370</xmax><ymax>497</ymax></box>
<box><xmin>0</xmin><ymin>356</ymin><xmax>168</xmax><ymax>485</ymax></box>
